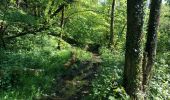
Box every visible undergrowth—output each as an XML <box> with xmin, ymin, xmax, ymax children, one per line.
<box><xmin>0</xmin><ymin>33</ymin><xmax>169</xmax><ymax>100</ymax></box>
<box><xmin>0</xmin><ymin>34</ymin><xmax>92</xmax><ymax>100</ymax></box>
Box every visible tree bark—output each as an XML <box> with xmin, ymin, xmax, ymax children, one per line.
<box><xmin>124</xmin><ymin>0</ymin><xmax>144</xmax><ymax>99</ymax></box>
<box><xmin>142</xmin><ymin>0</ymin><xmax>162</xmax><ymax>94</ymax></box>
<box><xmin>108</xmin><ymin>0</ymin><xmax>116</xmax><ymax>48</ymax></box>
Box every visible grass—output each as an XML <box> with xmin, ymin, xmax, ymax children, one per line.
<box><xmin>0</xmin><ymin>34</ymin><xmax>93</xmax><ymax>99</ymax></box>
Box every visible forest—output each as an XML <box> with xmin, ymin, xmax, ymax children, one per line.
<box><xmin>0</xmin><ymin>0</ymin><xmax>170</xmax><ymax>100</ymax></box>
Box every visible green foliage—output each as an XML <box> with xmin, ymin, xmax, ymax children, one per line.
<box><xmin>149</xmin><ymin>52</ymin><xmax>170</xmax><ymax>99</ymax></box>
<box><xmin>74</xmin><ymin>48</ymin><xmax>93</xmax><ymax>61</ymax></box>
<box><xmin>89</xmin><ymin>48</ymin><xmax>129</xmax><ymax>99</ymax></box>
<box><xmin>4</xmin><ymin>10</ymin><xmax>36</xmax><ymax>25</ymax></box>
<box><xmin>0</xmin><ymin>34</ymin><xmax>64</xmax><ymax>99</ymax></box>
<box><xmin>146</xmin><ymin>5</ymin><xmax>170</xmax><ymax>99</ymax></box>
<box><xmin>157</xmin><ymin>5</ymin><xmax>170</xmax><ymax>52</ymax></box>
<box><xmin>0</xmin><ymin>32</ymin><xmax>94</xmax><ymax>99</ymax></box>
<box><xmin>0</xmin><ymin>0</ymin><xmax>169</xmax><ymax>99</ymax></box>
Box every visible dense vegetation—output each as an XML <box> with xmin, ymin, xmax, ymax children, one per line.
<box><xmin>0</xmin><ymin>0</ymin><xmax>169</xmax><ymax>100</ymax></box>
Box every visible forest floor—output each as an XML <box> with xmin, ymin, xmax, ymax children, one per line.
<box><xmin>35</xmin><ymin>53</ymin><xmax>103</xmax><ymax>100</ymax></box>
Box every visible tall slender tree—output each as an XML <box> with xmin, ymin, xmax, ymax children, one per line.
<box><xmin>124</xmin><ymin>0</ymin><xmax>144</xmax><ymax>99</ymax></box>
<box><xmin>0</xmin><ymin>22</ymin><xmax>7</xmax><ymax>49</ymax></box>
<box><xmin>142</xmin><ymin>0</ymin><xmax>162</xmax><ymax>93</ymax></box>
<box><xmin>57</xmin><ymin>7</ymin><xmax>65</xmax><ymax>50</ymax></box>
<box><xmin>108</xmin><ymin>0</ymin><xmax>116</xmax><ymax>48</ymax></box>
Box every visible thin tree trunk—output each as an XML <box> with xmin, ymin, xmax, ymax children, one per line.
<box><xmin>24</xmin><ymin>0</ymin><xmax>28</xmax><ymax>9</ymax></box>
<box><xmin>57</xmin><ymin>7</ymin><xmax>65</xmax><ymax>50</ymax></box>
<box><xmin>0</xmin><ymin>37</ymin><xmax>6</xmax><ymax>49</ymax></box>
<box><xmin>114</xmin><ymin>22</ymin><xmax>126</xmax><ymax>47</ymax></box>
<box><xmin>124</xmin><ymin>0</ymin><xmax>144</xmax><ymax>99</ymax></box>
<box><xmin>108</xmin><ymin>0</ymin><xmax>115</xmax><ymax>48</ymax></box>
<box><xmin>142</xmin><ymin>0</ymin><xmax>162</xmax><ymax>94</ymax></box>
<box><xmin>0</xmin><ymin>22</ymin><xmax>7</xmax><ymax>49</ymax></box>
<box><xmin>16</xmin><ymin>0</ymin><xmax>19</xmax><ymax>7</ymax></box>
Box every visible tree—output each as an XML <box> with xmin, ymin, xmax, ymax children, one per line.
<box><xmin>123</xmin><ymin>0</ymin><xmax>144</xmax><ymax>99</ymax></box>
<box><xmin>57</xmin><ymin>6</ymin><xmax>65</xmax><ymax>50</ymax></box>
<box><xmin>142</xmin><ymin>0</ymin><xmax>162</xmax><ymax>93</ymax></box>
<box><xmin>108</xmin><ymin>0</ymin><xmax>115</xmax><ymax>48</ymax></box>
<box><xmin>0</xmin><ymin>22</ymin><xmax>7</xmax><ymax>49</ymax></box>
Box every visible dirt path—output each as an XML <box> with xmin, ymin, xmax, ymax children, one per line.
<box><xmin>35</xmin><ymin>54</ymin><xmax>102</xmax><ymax>100</ymax></box>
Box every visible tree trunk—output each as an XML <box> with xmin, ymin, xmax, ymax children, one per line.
<box><xmin>57</xmin><ymin>7</ymin><xmax>65</xmax><ymax>50</ymax></box>
<box><xmin>108</xmin><ymin>0</ymin><xmax>115</xmax><ymax>48</ymax></box>
<box><xmin>23</xmin><ymin>0</ymin><xmax>28</xmax><ymax>9</ymax></box>
<box><xmin>142</xmin><ymin>0</ymin><xmax>162</xmax><ymax>94</ymax></box>
<box><xmin>0</xmin><ymin>22</ymin><xmax>6</xmax><ymax>49</ymax></box>
<box><xmin>123</xmin><ymin>0</ymin><xmax>144</xmax><ymax>99</ymax></box>
<box><xmin>16</xmin><ymin>0</ymin><xmax>19</xmax><ymax>7</ymax></box>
